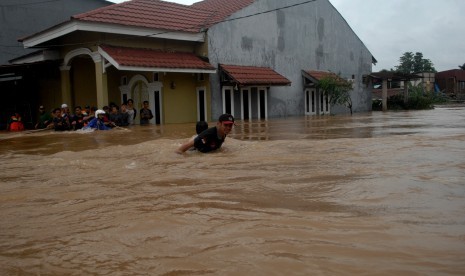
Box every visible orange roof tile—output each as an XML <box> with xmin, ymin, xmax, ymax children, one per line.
<box><xmin>99</xmin><ymin>45</ymin><xmax>215</xmax><ymax>71</ymax></box>
<box><xmin>192</xmin><ymin>0</ymin><xmax>255</xmax><ymax>26</ymax></box>
<box><xmin>220</xmin><ymin>64</ymin><xmax>291</xmax><ymax>86</ymax></box>
<box><xmin>304</xmin><ymin>70</ymin><xmax>339</xmax><ymax>81</ymax></box>
<box><xmin>74</xmin><ymin>0</ymin><xmax>255</xmax><ymax>33</ymax></box>
<box><xmin>74</xmin><ymin>0</ymin><xmax>214</xmax><ymax>32</ymax></box>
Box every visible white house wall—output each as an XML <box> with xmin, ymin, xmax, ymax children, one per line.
<box><xmin>207</xmin><ymin>0</ymin><xmax>373</xmax><ymax>118</ymax></box>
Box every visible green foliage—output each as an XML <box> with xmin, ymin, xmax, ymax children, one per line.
<box><xmin>318</xmin><ymin>75</ymin><xmax>354</xmax><ymax>114</ymax></box>
<box><xmin>459</xmin><ymin>63</ymin><xmax>465</xmax><ymax>70</ymax></box>
<box><xmin>395</xmin><ymin>52</ymin><xmax>436</xmax><ymax>73</ymax></box>
<box><xmin>372</xmin><ymin>84</ymin><xmax>448</xmax><ymax>111</ymax></box>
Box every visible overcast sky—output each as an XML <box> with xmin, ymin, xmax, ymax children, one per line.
<box><xmin>109</xmin><ymin>0</ymin><xmax>464</xmax><ymax>72</ymax></box>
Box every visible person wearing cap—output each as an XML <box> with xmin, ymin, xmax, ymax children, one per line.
<box><xmin>61</xmin><ymin>103</ymin><xmax>71</xmax><ymax>121</ymax></box>
<box><xmin>35</xmin><ymin>105</ymin><xmax>52</xmax><ymax>129</ymax></box>
<box><xmin>176</xmin><ymin>114</ymin><xmax>234</xmax><ymax>154</ymax></box>
<box><xmin>83</xmin><ymin>109</ymin><xmax>112</xmax><ymax>130</ymax></box>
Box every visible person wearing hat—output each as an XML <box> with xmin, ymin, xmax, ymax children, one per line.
<box><xmin>61</xmin><ymin>103</ymin><xmax>71</xmax><ymax>120</ymax></box>
<box><xmin>176</xmin><ymin>114</ymin><xmax>234</xmax><ymax>154</ymax></box>
<box><xmin>35</xmin><ymin>105</ymin><xmax>52</xmax><ymax>129</ymax></box>
<box><xmin>83</xmin><ymin>109</ymin><xmax>112</xmax><ymax>130</ymax></box>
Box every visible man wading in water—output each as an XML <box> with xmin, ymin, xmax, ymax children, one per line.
<box><xmin>176</xmin><ymin>114</ymin><xmax>234</xmax><ymax>154</ymax></box>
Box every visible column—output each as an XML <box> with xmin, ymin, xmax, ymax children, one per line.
<box><xmin>403</xmin><ymin>80</ymin><xmax>409</xmax><ymax>104</ymax></box>
<box><xmin>60</xmin><ymin>66</ymin><xmax>72</xmax><ymax>106</ymax></box>
<box><xmin>94</xmin><ymin>57</ymin><xmax>108</xmax><ymax>109</ymax></box>
<box><xmin>382</xmin><ymin>79</ymin><xmax>388</xmax><ymax>112</ymax></box>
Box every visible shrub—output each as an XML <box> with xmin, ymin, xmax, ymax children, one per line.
<box><xmin>373</xmin><ymin>84</ymin><xmax>447</xmax><ymax>111</ymax></box>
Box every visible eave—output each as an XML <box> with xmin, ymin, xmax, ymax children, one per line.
<box><xmin>21</xmin><ymin>20</ymin><xmax>205</xmax><ymax>48</ymax></box>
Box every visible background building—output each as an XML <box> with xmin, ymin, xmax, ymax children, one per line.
<box><xmin>0</xmin><ymin>0</ymin><xmax>111</xmax><ymax>129</ymax></box>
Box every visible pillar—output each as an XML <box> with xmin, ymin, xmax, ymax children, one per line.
<box><xmin>60</xmin><ymin>66</ymin><xmax>72</xmax><ymax>107</ymax></box>
<box><xmin>403</xmin><ymin>80</ymin><xmax>409</xmax><ymax>104</ymax></box>
<box><xmin>94</xmin><ymin>59</ymin><xmax>108</xmax><ymax>109</ymax></box>
<box><xmin>382</xmin><ymin>79</ymin><xmax>388</xmax><ymax>112</ymax></box>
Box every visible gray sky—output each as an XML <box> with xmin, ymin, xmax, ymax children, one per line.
<box><xmin>109</xmin><ymin>0</ymin><xmax>465</xmax><ymax>72</ymax></box>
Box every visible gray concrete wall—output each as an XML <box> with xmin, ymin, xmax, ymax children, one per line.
<box><xmin>0</xmin><ymin>0</ymin><xmax>111</xmax><ymax>64</ymax></box>
<box><xmin>207</xmin><ymin>0</ymin><xmax>373</xmax><ymax>119</ymax></box>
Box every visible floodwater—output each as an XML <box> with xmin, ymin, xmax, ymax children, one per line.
<box><xmin>1</xmin><ymin>105</ymin><xmax>464</xmax><ymax>275</ymax></box>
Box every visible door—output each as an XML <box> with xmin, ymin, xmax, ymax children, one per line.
<box><xmin>305</xmin><ymin>88</ymin><xmax>317</xmax><ymax>115</ymax></box>
<box><xmin>241</xmin><ymin>88</ymin><xmax>251</xmax><ymax>120</ymax></box>
<box><xmin>320</xmin><ymin>90</ymin><xmax>330</xmax><ymax>115</ymax></box>
<box><xmin>197</xmin><ymin>87</ymin><xmax>207</xmax><ymax>122</ymax></box>
<box><xmin>257</xmin><ymin>87</ymin><xmax>267</xmax><ymax>119</ymax></box>
<box><xmin>305</xmin><ymin>88</ymin><xmax>330</xmax><ymax>115</ymax></box>
<box><xmin>153</xmin><ymin>90</ymin><xmax>162</xmax><ymax>124</ymax></box>
<box><xmin>132</xmin><ymin>80</ymin><xmax>149</xmax><ymax>124</ymax></box>
<box><xmin>222</xmin><ymin>86</ymin><xmax>234</xmax><ymax>116</ymax></box>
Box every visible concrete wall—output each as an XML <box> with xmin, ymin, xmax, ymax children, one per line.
<box><xmin>0</xmin><ymin>0</ymin><xmax>111</xmax><ymax>64</ymax></box>
<box><xmin>207</xmin><ymin>0</ymin><xmax>373</xmax><ymax>118</ymax></box>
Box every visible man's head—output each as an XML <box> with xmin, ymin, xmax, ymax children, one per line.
<box><xmin>95</xmin><ymin>109</ymin><xmax>105</xmax><ymax>119</ymax></box>
<box><xmin>217</xmin><ymin>114</ymin><xmax>234</xmax><ymax>136</ymax></box>
<box><xmin>53</xmin><ymin>108</ymin><xmax>61</xmax><ymax>117</ymax></box>
<box><xmin>143</xmin><ymin>101</ymin><xmax>149</xmax><ymax>108</ymax></box>
<box><xmin>61</xmin><ymin>104</ymin><xmax>69</xmax><ymax>114</ymax></box>
<box><xmin>75</xmin><ymin>106</ymin><xmax>82</xmax><ymax>115</ymax></box>
<box><xmin>39</xmin><ymin>105</ymin><xmax>45</xmax><ymax>113</ymax></box>
<box><xmin>219</xmin><ymin>114</ymin><xmax>234</xmax><ymax>124</ymax></box>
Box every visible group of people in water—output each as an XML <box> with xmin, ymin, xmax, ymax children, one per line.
<box><xmin>33</xmin><ymin>99</ymin><xmax>154</xmax><ymax>132</ymax></box>
<box><xmin>7</xmin><ymin>99</ymin><xmax>235</xmax><ymax>154</ymax></box>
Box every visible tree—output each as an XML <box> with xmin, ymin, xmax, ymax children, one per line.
<box><xmin>459</xmin><ymin>63</ymin><xmax>465</xmax><ymax>70</ymax></box>
<box><xmin>395</xmin><ymin>52</ymin><xmax>436</xmax><ymax>74</ymax></box>
<box><xmin>318</xmin><ymin>75</ymin><xmax>354</xmax><ymax>115</ymax></box>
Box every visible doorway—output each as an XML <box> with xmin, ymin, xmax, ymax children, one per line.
<box><xmin>197</xmin><ymin>87</ymin><xmax>207</xmax><ymax>122</ymax></box>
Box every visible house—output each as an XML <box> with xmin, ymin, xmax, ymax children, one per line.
<box><xmin>15</xmin><ymin>0</ymin><xmax>375</xmax><ymax>125</ymax></box>
<box><xmin>435</xmin><ymin>69</ymin><xmax>465</xmax><ymax>98</ymax></box>
<box><xmin>0</xmin><ymin>0</ymin><xmax>112</xmax><ymax>129</ymax></box>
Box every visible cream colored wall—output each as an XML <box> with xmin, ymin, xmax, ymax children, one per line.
<box><xmin>71</xmin><ymin>57</ymin><xmax>97</xmax><ymax>108</ymax></box>
<box><xmin>163</xmin><ymin>73</ymin><xmax>196</xmax><ymax>124</ymax></box>
<box><xmin>162</xmin><ymin>73</ymin><xmax>210</xmax><ymax>124</ymax></box>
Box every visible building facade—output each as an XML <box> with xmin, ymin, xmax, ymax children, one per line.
<box><xmin>206</xmin><ymin>0</ymin><xmax>374</xmax><ymax>119</ymax></box>
<box><xmin>435</xmin><ymin>69</ymin><xmax>465</xmax><ymax>98</ymax></box>
<box><xmin>15</xmin><ymin>0</ymin><xmax>375</xmax><ymax>127</ymax></box>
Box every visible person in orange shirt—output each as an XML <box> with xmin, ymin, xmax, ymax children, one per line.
<box><xmin>7</xmin><ymin>112</ymin><xmax>25</xmax><ymax>131</ymax></box>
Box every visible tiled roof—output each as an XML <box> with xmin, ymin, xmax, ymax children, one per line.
<box><xmin>99</xmin><ymin>45</ymin><xmax>215</xmax><ymax>71</ymax></box>
<box><xmin>74</xmin><ymin>0</ymin><xmax>213</xmax><ymax>32</ymax></box>
<box><xmin>74</xmin><ymin>0</ymin><xmax>255</xmax><ymax>33</ymax></box>
<box><xmin>304</xmin><ymin>70</ymin><xmax>339</xmax><ymax>81</ymax></box>
<box><xmin>192</xmin><ymin>0</ymin><xmax>255</xmax><ymax>26</ymax></box>
<box><xmin>220</xmin><ymin>64</ymin><xmax>291</xmax><ymax>86</ymax></box>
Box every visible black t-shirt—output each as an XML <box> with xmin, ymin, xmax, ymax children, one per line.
<box><xmin>71</xmin><ymin>114</ymin><xmax>85</xmax><ymax>130</ymax></box>
<box><xmin>194</xmin><ymin>126</ymin><xmax>225</xmax><ymax>153</ymax></box>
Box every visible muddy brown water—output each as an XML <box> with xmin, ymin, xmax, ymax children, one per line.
<box><xmin>1</xmin><ymin>106</ymin><xmax>464</xmax><ymax>275</ymax></box>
